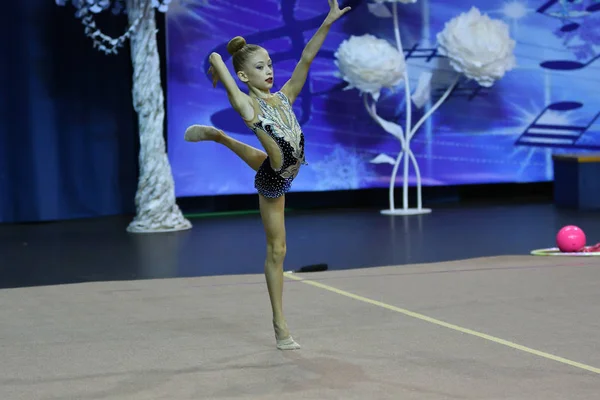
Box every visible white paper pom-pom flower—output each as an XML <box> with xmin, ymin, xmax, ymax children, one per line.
<box><xmin>436</xmin><ymin>7</ymin><xmax>516</xmax><ymax>87</ymax></box>
<box><xmin>334</xmin><ymin>34</ymin><xmax>405</xmax><ymax>100</ymax></box>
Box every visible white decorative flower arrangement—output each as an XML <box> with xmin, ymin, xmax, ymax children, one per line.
<box><xmin>335</xmin><ymin>3</ymin><xmax>516</xmax><ymax>215</ymax></box>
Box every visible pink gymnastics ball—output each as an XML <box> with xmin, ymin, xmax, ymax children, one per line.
<box><xmin>556</xmin><ymin>225</ymin><xmax>586</xmax><ymax>253</ymax></box>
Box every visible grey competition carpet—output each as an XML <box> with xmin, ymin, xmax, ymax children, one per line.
<box><xmin>2</xmin><ymin>256</ymin><xmax>600</xmax><ymax>399</ymax></box>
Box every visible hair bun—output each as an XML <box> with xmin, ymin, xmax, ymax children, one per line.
<box><xmin>227</xmin><ymin>36</ymin><xmax>247</xmax><ymax>56</ymax></box>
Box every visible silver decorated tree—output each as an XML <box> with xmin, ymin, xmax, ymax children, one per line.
<box><xmin>56</xmin><ymin>0</ymin><xmax>192</xmax><ymax>233</ymax></box>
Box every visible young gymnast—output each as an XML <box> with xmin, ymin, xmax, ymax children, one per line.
<box><xmin>184</xmin><ymin>0</ymin><xmax>351</xmax><ymax>350</ymax></box>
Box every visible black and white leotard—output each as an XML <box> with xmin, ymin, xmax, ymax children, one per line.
<box><xmin>248</xmin><ymin>91</ymin><xmax>307</xmax><ymax>198</ymax></box>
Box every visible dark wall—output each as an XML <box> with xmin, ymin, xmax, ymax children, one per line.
<box><xmin>0</xmin><ymin>0</ymin><xmax>141</xmax><ymax>223</ymax></box>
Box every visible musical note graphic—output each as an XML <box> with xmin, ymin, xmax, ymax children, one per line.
<box><xmin>536</xmin><ymin>0</ymin><xmax>600</xmax><ymax>70</ymax></box>
<box><xmin>435</xmin><ymin>82</ymin><xmax>485</xmax><ymax>102</ymax></box>
<box><xmin>516</xmin><ymin>101</ymin><xmax>600</xmax><ymax>149</ymax></box>
<box><xmin>560</xmin><ymin>22</ymin><xmax>580</xmax><ymax>32</ymax></box>
<box><xmin>403</xmin><ymin>44</ymin><xmax>443</xmax><ymax>62</ymax></box>
<box><xmin>536</xmin><ymin>0</ymin><xmax>600</xmax><ymax>34</ymax></box>
<box><xmin>537</xmin><ymin>0</ymin><xmax>599</xmax><ymax>20</ymax></box>
<box><xmin>540</xmin><ymin>53</ymin><xmax>600</xmax><ymax>70</ymax></box>
<box><xmin>587</xmin><ymin>1</ymin><xmax>600</xmax><ymax>12</ymax></box>
<box><xmin>536</xmin><ymin>0</ymin><xmax>561</xmax><ymax>15</ymax></box>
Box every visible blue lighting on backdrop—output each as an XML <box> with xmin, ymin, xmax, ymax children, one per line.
<box><xmin>166</xmin><ymin>0</ymin><xmax>600</xmax><ymax>198</ymax></box>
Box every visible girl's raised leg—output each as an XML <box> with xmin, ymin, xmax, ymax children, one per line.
<box><xmin>258</xmin><ymin>193</ymin><xmax>300</xmax><ymax>350</ymax></box>
<box><xmin>185</xmin><ymin>125</ymin><xmax>267</xmax><ymax>171</ymax></box>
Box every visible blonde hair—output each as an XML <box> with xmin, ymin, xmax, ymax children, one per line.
<box><xmin>227</xmin><ymin>36</ymin><xmax>263</xmax><ymax>72</ymax></box>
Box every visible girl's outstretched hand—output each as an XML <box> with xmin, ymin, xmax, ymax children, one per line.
<box><xmin>325</xmin><ymin>0</ymin><xmax>351</xmax><ymax>24</ymax></box>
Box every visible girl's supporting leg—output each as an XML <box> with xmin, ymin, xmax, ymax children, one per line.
<box><xmin>186</xmin><ymin>125</ymin><xmax>298</xmax><ymax>349</ymax></box>
<box><xmin>185</xmin><ymin>125</ymin><xmax>267</xmax><ymax>171</ymax></box>
<box><xmin>258</xmin><ymin>193</ymin><xmax>300</xmax><ymax>350</ymax></box>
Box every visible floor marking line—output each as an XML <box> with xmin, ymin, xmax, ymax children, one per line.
<box><xmin>285</xmin><ymin>273</ymin><xmax>600</xmax><ymax>375</ymax></box>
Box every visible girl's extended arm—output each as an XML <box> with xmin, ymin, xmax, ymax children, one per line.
<box><xmin>281</xmin><ymin>0</ymin><xmax>351</xmax><ymax>104</ymax></box>
<box><xmin>209</xmin><ymin>52</ymin><xmax>254</xmax><ymax>121</ymax></box>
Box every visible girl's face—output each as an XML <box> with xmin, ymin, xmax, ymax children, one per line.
<box><xmin>239</xmin><ymin>48</ymin><xmax>274</xmax><ymax>91</ymax></box>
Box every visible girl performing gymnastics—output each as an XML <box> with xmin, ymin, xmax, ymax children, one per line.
<box><xmin>184</xmin><ymin>0</ymin><xmax>351</xmax><ymax>350</ymax></box>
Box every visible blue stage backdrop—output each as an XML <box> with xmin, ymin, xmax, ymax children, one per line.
<box><xmin>166</xmin><ymin>0</ymin><xmax>600</xmax><ymax>198</ymax></box>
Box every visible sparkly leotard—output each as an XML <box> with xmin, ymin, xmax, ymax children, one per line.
<box><xmin>248</xmin><ymin>91</ymin><xmax>307</xmax><ymax>198</ymax></box>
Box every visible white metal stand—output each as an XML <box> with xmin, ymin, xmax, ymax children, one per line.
<box><xmin>368</xmin><ymin>3</ymin><xmax>460</xmax><ymax>216</ymax></box>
